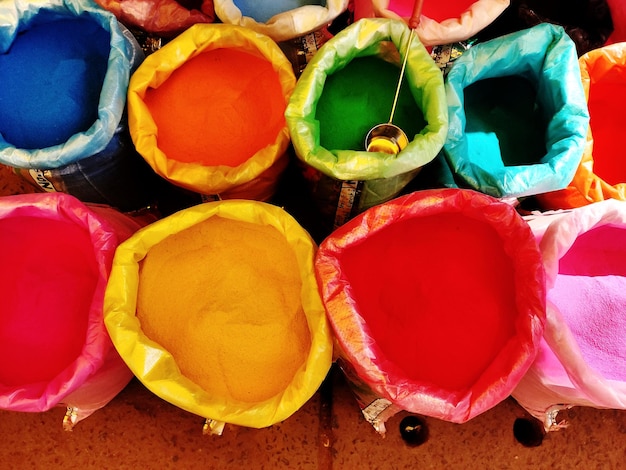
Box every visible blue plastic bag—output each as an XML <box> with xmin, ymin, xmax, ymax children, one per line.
<box><xmin>443</xmin><ymin>24</ymin><xmax>589</xmax><ymax>199</ymax></box>
<box><xmin>0</xmin><ymin>0</ymin><xmax>142</xmax><ymax>170</ymax></box>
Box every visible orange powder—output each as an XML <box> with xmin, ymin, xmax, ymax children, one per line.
<box><xmin>143</xmin><ymin>48</ymin><xmax>286</xmax><ymax>167</ymax></box>
<box><xmin>136</xmin><ymin>216</ymin><xmax>311</xmax><ymax>403</ymax></box>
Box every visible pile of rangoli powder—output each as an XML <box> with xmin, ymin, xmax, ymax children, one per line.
<box><xmin>0</xmin><ymin>13</ymin><xmax>110</xmax><ymax>149</ymax></box>
<box><xmin>0</xmin><ymin>216</ymin><xmax>98</xmax><ymax>387</ymax></box>
<box><xmin>338</xmin><ymin>212</ymin><xmax>517</xmax><ymax>393</ymax></box>
<box><xmin>315</xmin><ymin>56</ymin><xmax>425</xmax><ymax>151</ymax></box>
<box><xmin>234</xmin><ymin>0</ymin><xmax>324</xmax><ymax>23</ymax></box>
<box><xmin>143</xmin><ymin>48</ymin><xmax>286</xmax><ymax>168</ymax></box>
<box><xmin>463</xmin><ymin>76</ymin><xmax>546</xmax><ymax>167</ymax></box>
<box><xmin>136</xmin><ymin>216</ymin><xmax>311</xmax><ymax>403</ymax></box>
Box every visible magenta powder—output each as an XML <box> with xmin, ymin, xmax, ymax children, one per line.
<box><xmin>0</xmin><ymin>216</ymin><xmax>98</xmax><ymax>386</ymax></box>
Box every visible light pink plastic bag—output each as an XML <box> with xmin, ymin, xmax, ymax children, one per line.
<box><xmin>0</xmin><ymin>193</ymin><xmax>147</xmax><ymax>429</ymax></box>
<box><xmin>352</xmin><ymin>0</ymin><xmax>509</xmax><ymax>46</ymax></box>
<box><xmin>514</xmin><ymin>200</ymin><xmax>626</xmax><ymax>431</ymax></box>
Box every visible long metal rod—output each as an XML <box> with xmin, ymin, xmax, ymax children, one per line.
<box><xmin>387</xmin><ymin>27</ymin><xmax>414</xmax><ymax>124</ymax></box>
<box><xmin>387</xmin><ymin>0</ymin><xmax>424</xmax><ymax>124</ymax></box>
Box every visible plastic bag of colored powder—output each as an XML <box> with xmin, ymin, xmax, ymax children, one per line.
<box><xmin>94</xmin><ymin>0</ymin><xmax>215</xmax><ymax>37</ymax></box>
<box><xmin>513</xmin><ymin>200</ymin><xmax>626</xmax><ymax>431</ymax></box>
<box><xmin>0</xmin><ymin>193</ymin><xmax>146</xmax><ymax>429</ymax></box>
<box><xmin>315</xmin><ymin>188</ymin><xmax>546</xmax><ymax>431</ymax></box>
<box><xmin>214</xmin><ymin>0</ymin><xmax>349</xmax><ymax>42</ymax></box>
<box><xmin>443</xmin><ymin>23</ymin><xmax>589</xmax><ymax>199</ymax></box>
<box><xmin>536</xmin><ymin>42</ymin><xmax>626</xmax><ymax>210</ymax></box>
<box><xmin>0</xmin><ymin>0</ymin><xmax>139</xmax><ymax>170</ymax></box>
<box><xmin>128</xmin><ymin>23</ymin><xmax>296</xmax><ymax>201</ymax></box>
<box><xmin>353</xmin><ymin>0</ymin><xmax>510</xmax><ymax>46</ymax></box>
<box><xmin>104</xmin><ymin>200</ymin><xmax>333</xmax><ymax>429</ymax></box>
<box><xmin>285</xmin><ymin>18</ymin><xmax>448</xmax><ymax>233</ymax></box>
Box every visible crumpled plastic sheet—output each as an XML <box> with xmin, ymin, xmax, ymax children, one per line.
<box><xmin>213</xmin><ymin>0</ymin><xmax>349</xmax><ymax>42</ymax></box>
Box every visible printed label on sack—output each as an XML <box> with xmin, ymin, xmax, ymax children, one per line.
<box><xmin>333</xmin><ymin>180</ymin><xmax>363</xmax><ymax>229</ymax></box>
<box><xmin>28</xmin><ymin>169</ymin><xmax>57</xmax><ymax>192</ymax></box>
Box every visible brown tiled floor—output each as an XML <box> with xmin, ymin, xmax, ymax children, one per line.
<box><xmin>2</xmin><ymin>164</ymin><xmax>626</xmax><ymax>469</ymax></box>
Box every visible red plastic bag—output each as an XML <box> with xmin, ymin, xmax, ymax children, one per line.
<box><xmin>94</xmin><ymin>0</ymin><xmax>215</xmax><ymax>37</ymax></box>
<box><xmin>315</xmin><ymin>188</ymin><xmax>546</xmax><ymax>431</ymax></box>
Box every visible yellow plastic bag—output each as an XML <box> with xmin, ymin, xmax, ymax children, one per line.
<box><xmin>127</xmin><ymin>24</ymin><xmax>296</xmax><ymax>201</ymax></box>
<box><xmin>104</xmin><ymin>200</ymin><xmax>333</xmax><ymax>430</ymax></box>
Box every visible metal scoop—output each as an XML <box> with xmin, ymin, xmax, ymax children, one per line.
<box><xmin>365</xmin><ymin>0</ymin><xmax>424</xmax><ymax>155</ymax></box>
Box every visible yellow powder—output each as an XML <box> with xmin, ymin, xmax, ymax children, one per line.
<box><xmin>136</xmin><ymin>216</ymin><xmax>311</xmax><ymax>403</ymax></box>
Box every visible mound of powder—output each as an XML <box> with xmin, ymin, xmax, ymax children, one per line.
<box><xmin>315</xmin><ymin>56</ymin><xmax>425</xmax><ymax>151</ymax></box>
<box><xmin>0</xmin><ymin>13</ymin><xmax>110</xmax><ymax>149</ymax></box>
<box><xmin>0</xmin><ymin>216</ymin><xmax>98</xmax><ymax>386</ymax></box>
<box><xmin>339</xmin><ymin>212</ymin><xmax>517</xmax><ymax>393</ymax></box>
<box><xmin>143</xmin><ymin>48</ymin><xmax>286</xmax><ymax>168</ymax></box>
<box><xmin>136</xmin><ymin>216</ymin><xmax>311</xmax><ymax>403</ymax></box>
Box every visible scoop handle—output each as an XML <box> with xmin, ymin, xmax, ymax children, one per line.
<box><xmin>408</xmin><ymin>0</ymin><xmax>424</xmax><ymax>29</ymax></box>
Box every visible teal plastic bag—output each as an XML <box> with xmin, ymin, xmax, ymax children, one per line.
<box><xmin>0</xmin><ymin>0</ymin><xmax>140</xmax><ymax>169</ymax></box>
<box><xmin>443</xmin><ymin>23</ymin><xmax>589</xmax><ymax>199</ymax></box>
<box><xmin>285</xmin><ymin>18</ymin><xmax>448</xmax><ymax>233</ymax></box>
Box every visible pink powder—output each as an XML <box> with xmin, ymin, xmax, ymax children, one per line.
<box><xmin>549</xmin><ymin>225</ymin><xmax>626</xmax><ymax>381</ymax></box>
<box><xmin>0</xmin><ymin>216</ymin><xmax>98</xmax><ymax>386</ymax></box>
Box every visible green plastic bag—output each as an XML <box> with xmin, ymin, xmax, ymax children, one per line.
<box><xmin>285</xmin><ymin>18</ymin><xmax>448</xmax><ymax>234</ymax></box>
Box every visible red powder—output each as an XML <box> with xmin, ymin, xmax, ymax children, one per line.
<box><xmin>143</xmin><ymin>48</ymin><xmax>286</xmax><ymax>167</ymax></box>
<box><xmin>587</xmin><ymin>73</ymin><xmax>626</xmax><ymax>186</ymax></box>
<box><xmin>0</xmin><ymin>216</ymin><xmax>98</xmax><ymax>386</ymax></box>
<box><xmin>388</xmin><ymin>0</ymin><xmax>475</xmax><ymax>23</ymax></box>
<box><xmin>339</xmin><ymin>213</ymin><xmax>517</xmax><ymax>392</ymax></box>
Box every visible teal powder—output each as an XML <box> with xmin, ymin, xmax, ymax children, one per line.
<box><xmin>234</xmin><ymin>0</ymin><xmax>325</xmax><ymax>23</ymax></box>
<box><xmin>463</xmin><ymin>76</ymin><xmax>547</xmax><ymax>167</ymax></box>
<box><xmin>315</xmin><ymin>56</ymin><xmax>425</xmax><ymax>151</ymax></box>
<box><xmin>0</xmin><ymin>13</ymin><xmax>110</xmax><ymax>149</ymax></box>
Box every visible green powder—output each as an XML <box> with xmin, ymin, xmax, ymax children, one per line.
<box><xmin>315</xmin><ymin>56</ymin><xmax>426</xmax><ymax>151</ymax></box>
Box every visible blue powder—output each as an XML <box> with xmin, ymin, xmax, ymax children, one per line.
<box><xmin>463</xmin><ymin>76</ymin><xmax>547</xmax><ymax>167</ymax></box>
<box><xmin>234</xmin><ymin>0</ymin><xmax>325</xmax><ymax>23</ymax></box>
<box><xmin>0</xmin><ymin>13</ymin><xmax>110</xmax><ymax>150</ymax></box>
<box><xmin>315</xmin><ymin>56</ymin><xmax>425</xmax><ymax>151</ymax></box>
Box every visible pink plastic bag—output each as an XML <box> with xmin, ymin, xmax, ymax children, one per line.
<box><xmin>0</xmin><ymin>193</ymin><xmax>147</xmax><ymax>429</ymax></box>
<box><xmin>94</xmin><ymin>0</ymin><xmax>215</xmax><ymax>37</ymax></box>
<box><xmin>513</xmin><ymin>200</ymin><xmax>626</xmax><ymax>431</ymax></box>
<box><xmin>353</xmin><ymin>0</ymin><xmax>510</xmax><ymax>46</ymax></box>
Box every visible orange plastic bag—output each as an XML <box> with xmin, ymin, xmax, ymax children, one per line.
<box><xmin>536</xmin><ymin>42</ymin><xmax>626</xmax><ymax>210</ymax></box>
